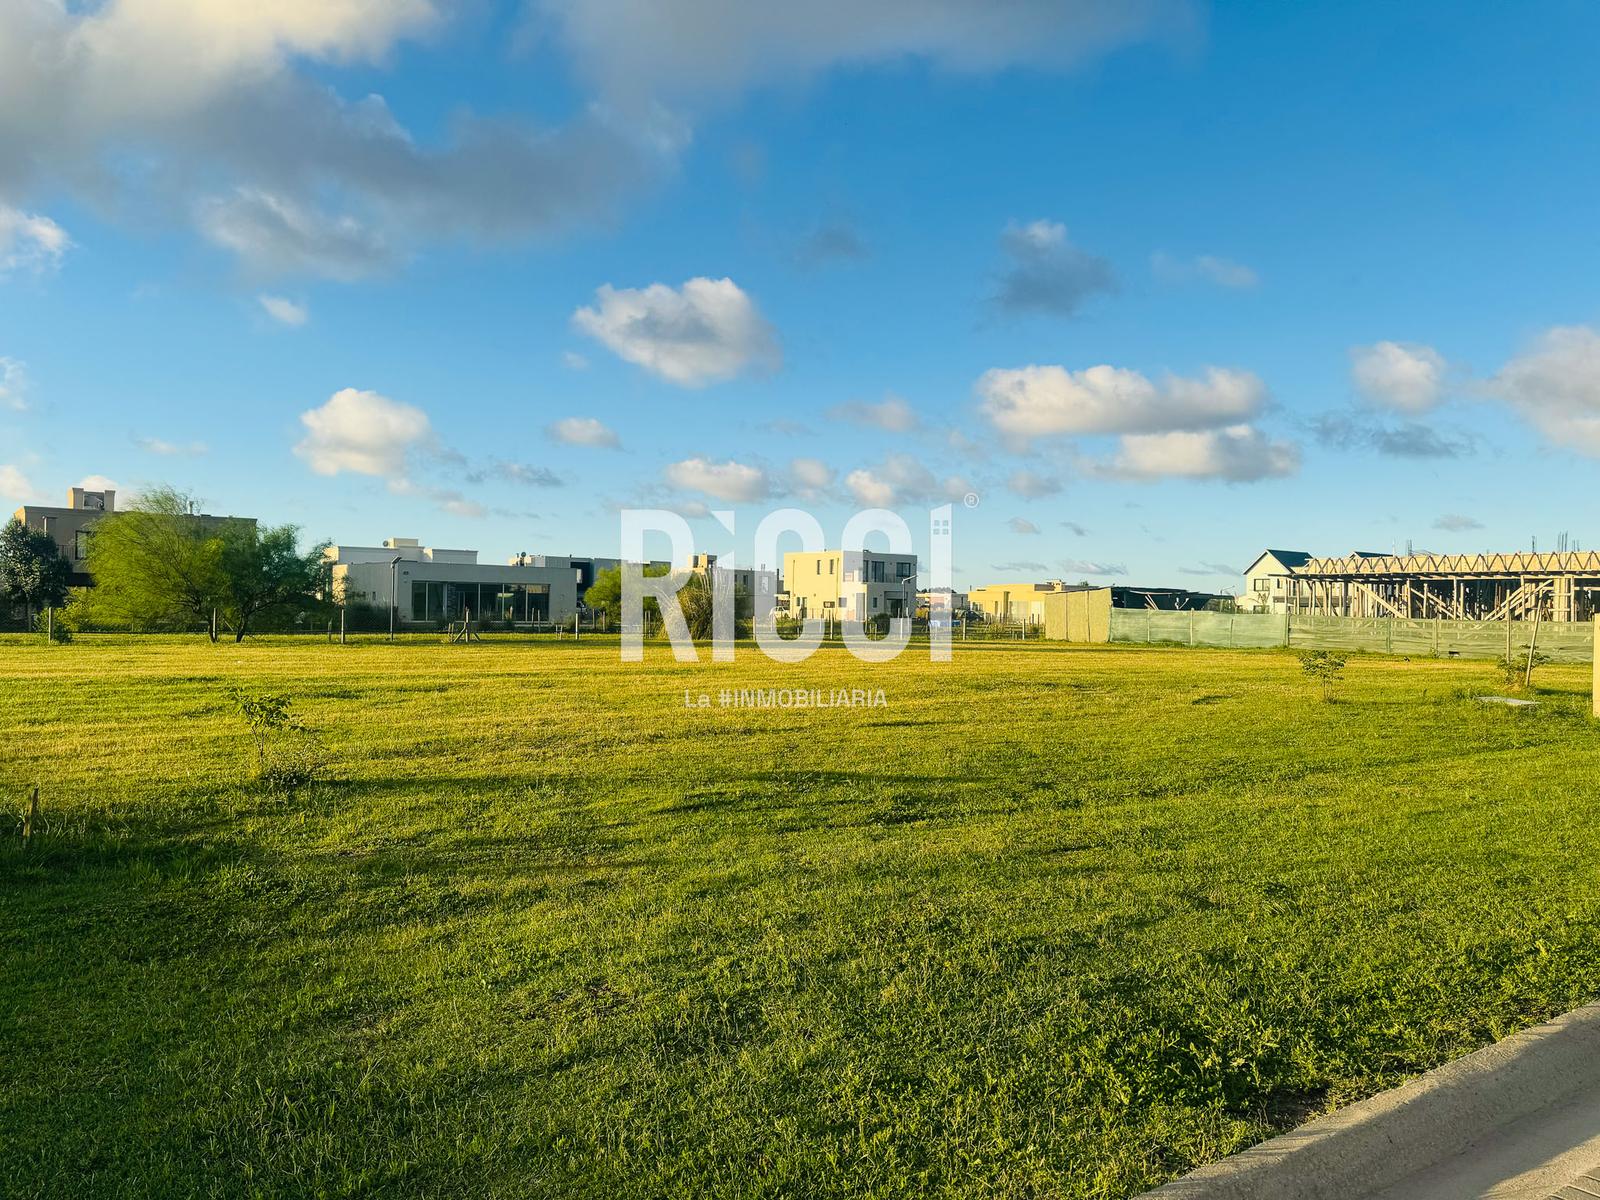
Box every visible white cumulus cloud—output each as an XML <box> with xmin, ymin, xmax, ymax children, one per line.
<box><xmin>0</xmin><ymin>1</ymin><xmax>651</xmax><ymax>280</ymax></box>
<box><xmin>1487</xmin><ymin>325</ymin><xmax>1600</xmax><ymax>456</ymax></box>
<box><xmin>826</xmin><ymin>393</ymin><xmax>919</xmax><ymax>432</ymax></box>
<box><xmin>541</xmin><ymin>0</ymin><xmax>1193</xmax><ymax>112</ymax></box>
<box><xmin>1151</xmin><ymin>251</ymin><xmax>1259</xmax><ymax>289</ymax></box>
<box><xmin>977</xmin><ymin>363</ymin><xmax>1266</xmax><ymax>441</ymax></box>
<box><xmin>1006</xmin><ymin>468</ymin><xmax>1062</xmax><ymax>498</ymax></box>
<box><xmin>202</xmin><ymin>190</ymin><xmax>392</xmax><ymax>281</ymax></box>
<box><xmin>258</xmin><ymin>294</ymin><xmax>309</xmax><ymax>326</ymax></box>
<box><xmin>137</xmin><ymin>436</ymin><xmax>208</xmax><ymax>457</ymax></box>
<box><xmin>1110</xmin><ymin>425</ymin><xmax>1300</xmax><ymax>482</ymax></box>
<box><xmin>664</xmin><ymin>456</ymin><xmax>770</xmax><ymax>501</ymax></box>
<box><xmin>0</xmin><ymin>206</ymin><xmax>70</xmax><ymax>276</ymax></box>
<box><xmin>573</xmin><ymin>277</ymin><xmax>780</xmax><ymax>386</ymax></box>
<box><xmin>1060</xmin><ymin>558</ymin><xmax>1128</xmax><ymax>576</ymax></box>
<box><xmin>844</xmin><ymin>454</ymin><xmax>970</xmax><ymax>507</ymax></box>
<box><xmin>789</xmin><ymin>457</ymin><xmax>835</xmax><ymax>498</ymax></box>
<box><xmin>546</xmin><ymin>416</ymin><xmax>620</xmax><ymax>448</ymax></box>
<box><xmin>1350</xmin><ymin>341</ymin><xmax>1447</xmax><ymax>412</ymax></box>
<box><xmin>993</xmin><ymin>219</ymin><xmax>1115</xmax><ymax>317</ymax></box>
<box><xmin>0</xmin><ymin>464</ymin><xmax>38</xmax><ymax>502</ymax></box>
<box><xmin>295</xmin><ymin>387</ymin><xmax>433</xmax><ymax>477</ymax></box>
<box><xmin>0</xmin><ymin>358</ymin><xmax>28</xmax><ymax>411</ymax></box>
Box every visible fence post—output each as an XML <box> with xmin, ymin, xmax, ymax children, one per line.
<box><xmin>22</xmin><ymin>785</ymin><xmax>39</xmax><ymax>847</ymax></box>
<box><xmin>1189</xmin><ymin>611</ymin><xmax>1195</xmax><ymax>646</ymax></box>
<box><xmin>1593</xmin><ymin>616</ymin><xmax>1599</xmax><ymax>717</ymax></box>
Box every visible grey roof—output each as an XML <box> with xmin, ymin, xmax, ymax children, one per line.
<box><xmin>1264</xmin><ymin>549</ymin><xmax>1313</xmax><ymax>567</ymax></box>
<box><xmin>1245</xmin><ymin>548</ymin><xmax>1312</xmax><ymax>574</ymax></box>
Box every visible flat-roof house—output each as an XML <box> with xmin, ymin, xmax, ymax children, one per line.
<box><xmin>783</xmin><ymin>549</ymin><xmax>917</xmax><ymax>621</ymax></box>
<box><xmin>967</xmin><ymin>580</ymin><xmax>1069</xmax><ymax>624</ymax></box>
<box><xmin>688</xmin><ymin>553</ymin><xmax>781</xmax><ymax>618</ymax></box>
<box><xmin>326</xmin><ymin>538</ymin><xmax>585</xmax><ymax>625</ymax></box>
<box><xmin>11</xmin><ymin>486</ymin><xmax>117</xmax><ymax>587</ymax></box>
<box><xmin>13</xmin><ymin>484</ymin><xmax>254</xmax><ymax>588</ymax></box>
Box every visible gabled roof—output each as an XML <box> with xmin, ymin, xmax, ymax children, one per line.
<box><xmin>1244</xmin><ymin>548</ymin><xmax>1311</xmax><ymax>574</ymax></box>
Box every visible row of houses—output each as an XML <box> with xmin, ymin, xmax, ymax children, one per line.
<box><xmin>13</xmin><ymin>482</ymin><xmax>1233</xmax><ymax>629</ymax></box>
<box><xmin>9</xmin><ymin>485</ymin><xmax>927</xmax><ymax>627</ymax></box>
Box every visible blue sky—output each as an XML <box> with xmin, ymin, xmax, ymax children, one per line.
<box><xmin>3</xmin><ymin>0</ymin><xmax>1600</xmax><ymax>592</ymax></box>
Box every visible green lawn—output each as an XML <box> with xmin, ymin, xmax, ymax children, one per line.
<box><xmin>3</xmin><ymin>635</ymin><xmax>1599</xmax><ymax>1198</ymax></box>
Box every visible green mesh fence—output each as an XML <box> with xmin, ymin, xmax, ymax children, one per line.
<box><xmin>1105</xmin><ymin>609</ymin><xmax>1593</xmax><ymax>662</ymax></box>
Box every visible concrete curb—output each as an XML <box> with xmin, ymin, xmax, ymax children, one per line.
<box><xmin>1139</xmin><ymin>1003</ymin><xmax>1600</xmax><ymax>1199</ymax></box>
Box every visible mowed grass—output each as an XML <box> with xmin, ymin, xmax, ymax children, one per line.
<box><xmin>3</xmin><ymin>636</ymin><xmax>1600</xmax><ymax>1199</ymax></box>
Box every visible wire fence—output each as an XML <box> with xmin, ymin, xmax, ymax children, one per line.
<box><xmin>1104</xmin><ymin>609</ymin><xmax>1593</xmax><ymax>662</ymax></box>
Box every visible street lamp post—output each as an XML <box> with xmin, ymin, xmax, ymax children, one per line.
<box><xmin>389</xmin><ymin>555</ymin><xmax>402</xmax><ymax>641</ymax></box>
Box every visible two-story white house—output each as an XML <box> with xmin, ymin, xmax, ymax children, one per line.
<box><xmin>1241</xmin><ymin>549</ymin><xmax>1311</xmax><ymax>614</ymax></box>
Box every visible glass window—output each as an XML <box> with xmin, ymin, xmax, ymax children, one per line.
<box><xmin>74</xmin><ymin>529</ymin><xmax>90</xmax><ymax>560</ymax></box>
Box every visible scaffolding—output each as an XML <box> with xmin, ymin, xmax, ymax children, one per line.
<box><xmin>1287</xmin><ymin>551</ymin><xmax>1600</xmax><ymax>623</ymax></box>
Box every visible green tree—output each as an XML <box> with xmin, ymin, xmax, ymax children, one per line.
<box><xmin>86</xmin><ymin>486</ymin><xmax>327</xmax><ymax>642</ymax></box>
<box><xmin>583</xmin><ymin>564</ymin><xmax>670</xmax><ymax>623</ymax></box>
<box><xmin>217</xmin><ymin>521</ymin><xmax>330</xmax><ymax>642</ymax></box>
<box><xmin>677</xmin><ymin>574</ymin><xmax>718</xmax><ymax>640</ymax></box>
<box><xmin>0</xmin><ymin>517</ymin><xmax>71</xmax><ymax>626</ymax></box>
<box><xmin>85</xmin><ymin>487</ymin><xmax>227</xmax><ymax>639</ymax></box>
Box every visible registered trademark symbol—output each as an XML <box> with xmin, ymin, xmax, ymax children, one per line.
<box><xmin>962</xmin><ymin>492</ymin><xmax>980</xmax><ymax>509</ymax></box>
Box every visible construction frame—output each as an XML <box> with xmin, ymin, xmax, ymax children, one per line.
<box><xmin>1287</xmin><ymin>552</ymin><xmax>1600</xmax><ymax>623</ymax></box>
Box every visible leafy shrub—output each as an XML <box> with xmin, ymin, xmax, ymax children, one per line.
<box><xmin>1297</xmin><ymin>650</ymin><xmax>1346</xmax><ymax>701</ymax></box>
<box><xmin>33</xmin><ymin>607</ymin><xmax>75</xmax><ymax>643</ymax></box>
<box><xmin>1497</xmin><ymin>649</ymin><xmax>1551</xmax><ymax>691</ymax></box>
<box><xmin>227</xmin><ymin>687</ymin><xmax>327</xmax><ymax>795</ymax></box>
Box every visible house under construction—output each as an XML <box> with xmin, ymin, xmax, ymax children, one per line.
<box><xmin>1285</xmin><ymin>551</ymin><xmax>1600</xmax><ymax>622</ymax></box>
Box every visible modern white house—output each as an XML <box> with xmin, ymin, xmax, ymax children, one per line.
<box><xmin>326</xmin><ymin>538</ymin><xmax>583</xmax><ymax>625</ymax></box>
<box><xmin>1240</xmin><ymin>549</ymin><xmax>1312</xmax><ymax>614</ymax></box>
<box><xmin>325</xmin><ymin>540</ymin><xmax>678</xmax><ymax>626</ymax></box>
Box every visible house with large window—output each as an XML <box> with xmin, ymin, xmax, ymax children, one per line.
<box><xmin>782</xmin><ymin>549</ymin><xmax>917</xmax><ymax>622</ymax></box>
<box><xmin>326</xmin><ymin>538</ymin><xmax>581</xmax><ymax>625</ymax></box>
<box><xmin>325</xmin><ymin>540</ymin><xmax>672</xmax><ymax>626</ymax></box>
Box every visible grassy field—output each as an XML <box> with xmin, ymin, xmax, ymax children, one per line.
<box><xmin>3</xmin><ymin>635</ymin><xmax>1600</xmax><ymax>1199</ymax></box>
